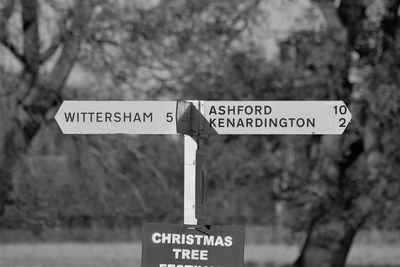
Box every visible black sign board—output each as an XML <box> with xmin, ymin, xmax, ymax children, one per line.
<box><xmin>141</xmin><ymin>223</ymin><xmax>245</xmax><ymax>267</ymax></box>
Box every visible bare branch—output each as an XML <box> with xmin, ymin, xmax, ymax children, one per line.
<box><xmin>106</xmin><ymin>136</ymin><xmax>170</xmax><ymax>193</ymax></box>
<box><xmin>89</xmin><ymin>36</ymin><xmax>120</xmax><ymax>47</ymax></box>
<box><xmin>39</xmin><ymin>11</ymin><xmax>72</xmax><ymax>63</ymax></box>
<box><xmin>1</xmin><ymin>38</ymin><xmax>26</xmax><ymax>64</ymax></box>
<box><xmin>312</xmin><ymin>0</ymin><xmax>346</xmax><ymax>33</ymax></box>
<box><xmin>22</xmin><ymin>0</ymin><xmax>40</xmax><ymax>75</ymax></box>
<box><xmin>381</xmin><ymin>0</ymin><xmax>400</xmax><ymax>50</ymax></box>
<box><xmin>44</xmin><ymin>1</ymin><xmax>94</xmax><ymax>92</ymax></box>
<box><xmin>88</xmin><ymin>138</ymin><xmax>149</xmax><ymax>213</ymax></box>
<box><xmin>0</xmin><ymin>0</ymin><xmax>15</xmax><ymax>38</ymax></box>
<box><xmin>0</xmin><ymin>0</ymin><xmax>27</xmax><ymax>64</ymax></box>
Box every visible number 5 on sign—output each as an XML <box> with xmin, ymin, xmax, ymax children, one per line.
<box><xmin>166</xmin><ymin>112</ymin><xmax>174</xmax><ymax>122</ymax></box>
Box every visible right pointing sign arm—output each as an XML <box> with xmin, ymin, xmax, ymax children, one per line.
<box><xmin>202</xmin><ymin>101</ymin><xmax>351</xmax><ymax>135</ymax></box>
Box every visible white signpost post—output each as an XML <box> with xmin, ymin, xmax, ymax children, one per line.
<box><xmin>56</xmin><ymin>100</ymin><xmax>352</xmax><ymax>225</ymax></box>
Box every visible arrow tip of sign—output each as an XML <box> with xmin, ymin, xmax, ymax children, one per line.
<box><xmin>54</xmin><ymin>101</ymin><xmax>66</xmax><ymax>133</ymax></box>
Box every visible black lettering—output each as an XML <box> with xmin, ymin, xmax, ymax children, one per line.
<box><xmin>133</xmin><ymin>113</ymin><xmax>141</xmax><ymax>122</ymax></box>
<box><xmin>218</xmin><ymin>105</ymin><xmax>226</xmax><ymax>115</ymax></box>
<box><xmin>209</xmin><ymin>106</ymin><xmax>217</xmax><ymax>115</ymax></box>
<box><xmin>288</xmin><ymin>118</ymin><xmax>295</xmax><ymax>127</ymax></box>
<box><xmin>237</xmin><ymin>118</ymin><xmax>244</xmax><ymax>127</ymax></box>
<box><xmin>255</xmin><ymin>105</ymin><xmax>262</xmax><ymax>115</ymax></box>
<box><xmin>96</xmin><ymin>112</ymin><xmax>102</xmax><ymax>122</ymax></box>
<box><xmin>245</xmin><ymin>106</ymin><xmax>253</xmax><ymax>115</ymax></box>
<box><xmin>264</xmin><ymin>105</ymin><xmax>272</xmax><ymax>115</ymax></box>
<box><xmin>308</xmin><ymin>118</ymin><xmax>315</xmax><ymax>127</ymax></box>
<box><xmin>89</xmin><ymin>112</ymin><xmax>95</xmax><ymax>122</ymax></box>
<box><xmin>279</xmin><ymin>118</ymin><xmax>287</xmax><ymax>127</ymax></box>
<box><xmin>210</xmin><ymin>118</ymin><xmax>217</xmax><ymax>127</ymax></box>
<box><xmin>297</xmin><ymin>118</ymin><xmax>305</xmax><ymax>127</ymax></box>
<box><xmin>105</xmin><ymin>112</ymin><xmax>112</xmax><ymax>122</ymax></box>
<box><xmin>64</xmin><ymin>112</ymin><xmax>75</xmax><ymax>122</ymax></box>
<box><xmin>227</xmin><ymin>118</ymin><xmax>235</xmax><ymax>127</ymax></box>
<box><xmin>218</xmin><ymin>118</ymin><xmax>224</xmax><ymax>127</ymax></box>
<box><xmin>270</xmin><ymin>118</ymin><xmax>277</xmax><ymax>127</ymax></box>
<box><xmin>81</xmin><ymin>112</ymin><xmax>87</xmax><ymax>122</ymax></box>
<box><xmin>227</xmin><ymin>105</ymin><xmax>235</xmax><ymax>115</ymax></box>
<box><xmin>237</xmin><ymin>105</ymin><xmax>244</xmax><ymax>115</ymax></box>
<box><xmin>123</xmin><ymin>112</ymin><xmax>132</xmax><ymax>122</ymax></box>
<box><xmin>114</xmin><ymin>112</ymin><xmax>121</xmax><ymax>122</ymax></box>
<box><xmin>144</xmin><ymin>112</ymin><xmax>152</xmax><ymax>122</ymax></box>
<box><xmin>246</xmin><ymin>118</ymin><xmax>253</xmax><ymax>127</ymax></box>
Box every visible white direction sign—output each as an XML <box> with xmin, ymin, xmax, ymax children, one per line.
<box><xmin>55</xmin><ymin>101</ymin><xmax>177</xmax><ymax>134</ymax></box>
<box><xmin>203</xmin><ymin>101</ymin><xmax>351</xmax><ymax>135</ymax></box>
<box><xmin>55</xmin><ymin>100</ymin><xmax>351</xmax><ymax>135</ymax></box>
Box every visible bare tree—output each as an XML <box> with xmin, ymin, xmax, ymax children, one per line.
<box><xmin>291</xmin><ymin>0</ymin><xmax>400</xmax><ymax>266</ymax></box>
<box><xmin>0</xmin><ymin>0</ymin><xmax>94</xmax><ymax>215</ymax></box>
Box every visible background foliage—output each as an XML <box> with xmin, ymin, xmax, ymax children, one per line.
<box><xmin>1</xmin><ymin>0</ymin><xmax>400</xmax><ymax>266</ymax></box>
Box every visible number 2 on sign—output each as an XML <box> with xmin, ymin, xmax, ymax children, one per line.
<box><xmin>334</xmin><ymin>105</ymin><xmax>347</xmax><ymax>128</ymax></box>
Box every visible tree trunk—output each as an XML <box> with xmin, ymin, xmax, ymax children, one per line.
<box><xmin>0</xmin><ymin>119</ymin><xmax>40</xmax><ymax>215</ymax></box>
<box><xmin>291</xmin><ymin>0</ymin><xmax>396</xmax><ymax>265</ymax></box>
<box><xmin>294</xmin><ymin>215</ymin><xmax>359</xmax><ymax>267</ymax></box>
<box><xmin>0</xmin><ymin>0</ymin><xmax>93</xmax><ymax>217</ymax></box>
<box><xmin>294</xmin><ymin>118</ymin><xmax>382</xmax><ymax>267</ymax></box>
<box><xmin>292</xmin><ymin>133</ymin><xmax>366</xmax><ymax>267</ymax></box>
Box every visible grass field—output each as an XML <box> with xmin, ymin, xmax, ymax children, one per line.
<box><xmin>1</xmin><ymin>243</ymin><xmax>400</xmax><ymax>267</ymax></box>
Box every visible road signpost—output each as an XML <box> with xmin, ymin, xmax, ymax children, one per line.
<box><xmin>56</xmin><ymin>100</ymin><xmax>351</xmax><ymax>135</ymax></box>
<box><xmin>55</xmin><ymin>99</ymin><xmax>352</xmax><ymax>267</ymax></box>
